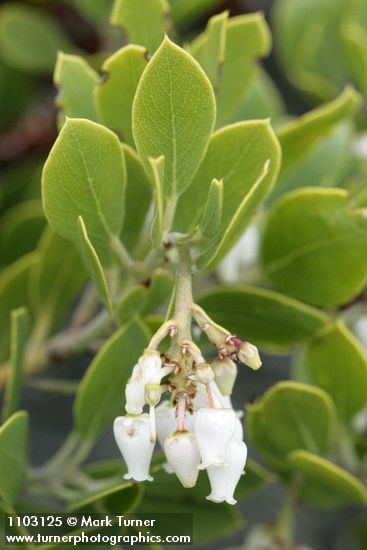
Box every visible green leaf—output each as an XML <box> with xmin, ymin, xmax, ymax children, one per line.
<box><xmin>116</xmin><ymin>286</ymin><xmax>148</xmax><ymax>324</ymax></box>
<box><xmin>75</xmin><ymin>320</ymin><xmax>150</xmax><ymax>440</ymax></box>
<box><xmin>0</xmin><ymin>411</ymin><xmax>28</xmax><ymax>505</ymax></box>
<box><xmin>0</xmin><ymin>254</ymin><xmax>37</xmax><ymax>362</ymax></box>
<box><xmin>197</xmin><ymin>285</ymin><xmax>329</xmax><ymax>352</ymax></box>
<box><xmin>132</xmin><ymin>36</ymin><xmax>216</xmax><ymax>199</ymax></box>
<box><xmin>148</xmin><ymin>156</ymin><xmax>165</xmax><ymax>248</ymax></box>
<box><xmin>199</xmin><ymin>178</ymin><xmax>223</xmax><ymax>239</ymax></box>
<box><xmin>2</xmin><ymin>309</ymin><xmax>30</xmax><ymax>423</ymax></box>
<box><xmin>54</xmin><ymin>52</ymin><xmax>99</xmax><ymax>122</ymax></box>
<box><xmin>301</xmin><ymin>321</ymin><xmax>367</xmax><ymax>421</ymax></box>
<box><xmin>176</xmin><ymin>120</ymin><xmax>281</xmax><ymax>267</ymax></box>
<box><xmin>197</xmin><ymin>159</ymin><xmax>271</xmax><ymax>269</ymax></box>
<box><xmin>111</xmin><ymin>0</ymin><xmax>170</xmax><ymax>53</ymax></box>
<box><xmin>42</xmin><ymin>118</ymin><xmax>126</xmax><ymax>265</ymax></box>
<box><xmin>77</xmin><ymin>216</ymin><xmax>113</xmax><ymax>315</ymax></box>
<box><xmin>273</xmin><ymin>0</ymin><xmax>367</xmax><ymax>100</ymax></box>
<box><xmin>261</xmin><ymin>187</ymin><xmax>367</xmax><ymax>307</ymax></box>
<box><xmin>69</xmin><ymin>482</ymin><xmax>143</xmax><ymax>513</ymax></box>
<box><xmin>95</xmin><ymin>45</ymin><xmax>148</xmax><ymax>147</ymax></box>
<box><xmin>188</xmin><ymin>11</ymin><xmax>228</xmax><ymax>90</ymax></box>
<box><xmin>288</xmin><ymin>450</ymin><xmax>367</xmax><ymax>507</ymax></box>
<box><xmin>30</xmin><ymin>230</ymin><xmax>86</xmax><ymax>338</ymax></box>
<box><xmin>190</xmin><ymin>13</ymin><xmax>271</xmax><ymax>128</ymax></box>
<box><xmin>247</xmin><ymin>381</ymin><xmax>336</xmax><ymax>472</ymax></box>
<box><xmin>0</xmin><ymin>200</ymin><xmax>45</xmax><ymax>266</ymax></box>
<box><xmin>277</xmin><ymin>86</ymin><xmax>361</xmax><ymax>176</ymax></box>
<box><xmin>121</xmin><ymin>144</ymin><xmax>152</xmax><ymax>252</ymax></box>
<box><xmin>0</xmin><ymin>4</ymin><xmax>72</xmax><ymax>74</ymax></box>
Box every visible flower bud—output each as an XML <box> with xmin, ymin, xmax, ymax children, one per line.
<box><xmin>195</xmin><ymin>408</ymin><xmax>237</xmax><ymax>469</ymax></box>
<box><xmin>196</xmin><ymin>363</ymin><xmax>215</xmax><ymax>385</ymax></box>
<box><xmin>164</xmin><ymin>431</ymin><xmax>201</xmax><ymax>488</ymax></box>
<box><xmin>113</xmin><ymin>414</ymin><xmax>154</xmax><ymax>482</ymax></box>
<box><xmin>211</xmin><ymin>357</ymin><xmax>237</xmax><ymax>395</ymax></box>
<box><xmin>145</xmin><ymin>383</ymin><xmax>162</xmax><ymax>406</ymax></box>
<box><xmin>206</xmin><ymin>440</ymin><xmax>247</xmax><ymax>505</ymax></box>
<box><xmin>237</xmin><ymin>342</ymin><xmax>262</xmax><ymax>370</ymax></box>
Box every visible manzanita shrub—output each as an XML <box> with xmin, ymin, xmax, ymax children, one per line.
<box><xmin>1</xmin><ymin>0</ymin><xmax>367</xmax><ymax>548</ymax></box>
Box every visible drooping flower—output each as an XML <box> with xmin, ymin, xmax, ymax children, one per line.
<box><xmin>156</xmin><ymin>401</ymin><xmax>195</xmax><ymax>448</ymax></box>
<box><xmin>164</xmin><ymin>431</ymin><xmax>201</xmax><ymax>488</ymax></box>
<box><xmin>195</xmin><ymin>408</ymin><xmax>237</xmax><ymax>469</ymax></box>
<box><xmin>206</xmin><ymin>439</ymin><xmax>247</xmax><ymax>505</ymax></box>
<box><xmin>113</xmin><ymin>414</ymin><xmax>154</xmax><ymax>482</ymax></box>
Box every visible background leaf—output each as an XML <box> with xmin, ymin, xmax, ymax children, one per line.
<box><xmin>2</xmin><ymin>308</ymin><xmax>30</xmax><ymax>423</ymax></box>
<box><xmin>197</xmin><ymin>285</ymin><xmax>329</xmax><ymax>352</ymax></box>
<box><xmin>288</xmin><ymin>450</ymin><xmax>367</xmax><ymax>507</ymax></box>
<box><xmin>74</xmin><ymin>320</ymin><xmax>150</xmax><ymax>440</ymax></box>
<box><xmin>54</xmin><ymin>52</ymin><xmax>99</xmax><ymax>122</ymax></box>
<box><xmin>300</xmin><ymin>321</ymin><xmax>367</xmax><ymax>421</ymax></box>
<box><xmin>96</xmin><ymin>45</ymin><xmax>148</xmax><ymax>147</ymax></box>
<box><xmin>261</xmin><ymin>188</ymin><xmax>367</xmax><ymax>307</ymax></box>
<box><xmin>247</xmin><ymin>382</ymin><xmax>336</xmax><ymax>472</ymax></box>
<box><xmin>0</xmin><ymin>411</ymin><xmax>29</xmax><ymax>505</ymax></box>
<box><xmin>0</xmin><ymin>4</ymin><xmax>72</xmax><ymax>74</ymax></box>
<box><xmin>111</xmin><ymin>0</ymin><xmax>170</xmax><ymax>53</ymax></box>
<box><xmin>0</xmin><ymin>254</ymin><xmax>37</xmax><ymax>362</ymax></box>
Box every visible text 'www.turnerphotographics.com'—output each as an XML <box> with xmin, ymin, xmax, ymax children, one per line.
<box><xmin>4</xmin><ymin>513</ymin><xmax>193</xmax><ymax>546</ymax></box>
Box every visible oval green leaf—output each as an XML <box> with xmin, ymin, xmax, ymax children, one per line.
<box><xmin>132</xmin><ymin>36</ymin><xmax>216</xmax><ymax>199</ymax></box>
<box><xmin>247</xmin><ymin>381</ymin><xmax>336</xmax><ymax>472</ymax></box>
<box><xmin>197</xmin><ymin>285</ymin><xmax>329</xmax><ymax>352</ymax></box>
<box><xmin>261</xmin><ymin>188</ymin><xmax>367</xmax><ymax>307</ymax></box>
<box><xmin>302</xmin><ymin>321</ymin><xmax>367</xmax><ymax>421</ymax></box>
<box><xmin>42</xmin><ymin>118</ymin><xmax>126</xmax><ymax>265</ymax></box>
<box><xmin>288</xmin><ymin>449</ymin><xmax>367</xmax><ymax>507</ymax></box>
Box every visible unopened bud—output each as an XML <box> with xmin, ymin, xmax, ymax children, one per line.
<box><xmin>196</xmin><ymin>363</ymin><xmax>215</xmax><ymax>385</ymax></box>
<box><xmin>145</xmin><ymin>383</ymin><xmax>162</xmax><ymax>406</ymax></box>
<box><xmin>237</xmin><ymin>342</ymin><xmax>262</xmax><ymax>370</ymax></box>
<box><xmin>211</xmin><ymin>357</ymin><xmax>237</xmax><ymax>395</ymax></box>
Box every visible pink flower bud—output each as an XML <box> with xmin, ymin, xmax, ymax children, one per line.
<box><xmin>113</xmin><ymin>414</ymin><xmax>154</xmax><ymax>482</ymax></box>
<box><xmin>237</xmin><ymin>342</ymin><xmax>262</xmax><ymax>370</ymax></box>
<box><xmin>194</xmin><ymin>408</ymin><xmax>237</xmax><ymax>469</ymax></box>
<box><xmin>206</xmin><ymin>440</ymin><xmax>247</xmax><ymax>505</ymax></box>
<box><xmin>164</xmin><ymin>431</ymin><xmax>201</xmax><ymax>488</ymax></box>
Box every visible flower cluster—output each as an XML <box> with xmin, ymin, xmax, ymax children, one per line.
<box><xmin>114</xmin><ymin>303</ymin><xmax>261</xmax><ymax>505</ymax></box>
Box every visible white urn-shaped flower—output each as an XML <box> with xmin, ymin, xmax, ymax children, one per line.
<box><xmin>194</xmin><ymin>408</ymin><xmax>237</xmax><ymax>469</ymax></box>
<box><xmin>164</xmin><ymin>431</ymin><xmax>201</xmax><ymax>488</ymax></box>
<box><xmin>206</xmin><ymin>439</ymin><xmax>247</xmax><ymax>505</ymax></box>
<box><xmin>113</xmin><ymin>414</ymin><xmax>154</xmax><ymax>482</ymax></box>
